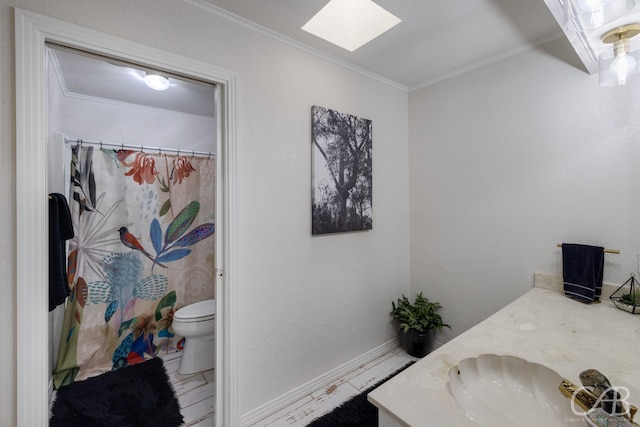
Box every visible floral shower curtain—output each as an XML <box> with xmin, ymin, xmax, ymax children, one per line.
<box><xmin>54</xmin><ymin>146</ymin><xmax>215</xmax><ymax>388</ymax></box>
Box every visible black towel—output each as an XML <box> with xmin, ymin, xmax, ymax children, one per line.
<box><xmin>49</xmin><ymin>193</ymin><xmax>74</xmax><ymax>311</ymax></box>
<box><xmin>562</xmin><ymin>243</ymin><xmax>604</xmax><ymax>304</ymax></box>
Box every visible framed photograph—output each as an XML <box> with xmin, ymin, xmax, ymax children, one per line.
<box><xmin>311</xmin><ymin>105</ymin><xmax>372</xmax><ymax>235</ymax></box>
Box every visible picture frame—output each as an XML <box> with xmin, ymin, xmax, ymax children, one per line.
<box><xmin>311</xmin><ymin>105</ymin><xmax>373</xmax><ymax>235</ymax></box>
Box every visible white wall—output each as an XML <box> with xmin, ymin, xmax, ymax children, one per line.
<box><xmin>60</xmin><ymin>95</ymin><xmax>216</xmax><ymax>153</ymax></box>
<box><xmin>409</xmin><ymin>38</ymin><xmax>640</xmax><ymax>342</ymax></box>
<box><xmin>0</xmin><ymin>0</ymin><xmax>410</xmax><ymax>424</ymax></box>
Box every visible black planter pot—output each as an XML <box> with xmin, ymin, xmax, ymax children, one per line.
<box><xmin>401</xmin><ymin>328</ymin><xmax>435</xmax><ymax>358</ymax></box>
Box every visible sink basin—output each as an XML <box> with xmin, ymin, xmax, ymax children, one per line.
<box><xmin>447</xmin><ymin>354</ymin><xmax>576</xmax><ymax>425</ymax></box>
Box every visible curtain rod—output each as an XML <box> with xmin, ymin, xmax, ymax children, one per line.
<box><xmin>64</xmin><ymin>137</ymin><xmax>215</xmax><ymax>158</ymax></box>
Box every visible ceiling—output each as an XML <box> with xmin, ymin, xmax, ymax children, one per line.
<box><xmin>52</xmin><ymin>1</ymin><xmax>635</xmax><ymax>117</ymax></box>
<box><xmin>196</xmin><ymin>0</ymin><xmax>566</xmax><ymax>90</ymax></box>
<box><xmin>49</xmin><ymin>46</ymin><xmax>217</xmax><ymax>118</ymax></box>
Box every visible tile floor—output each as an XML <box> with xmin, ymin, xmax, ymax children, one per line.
<box><xmin>163</xmin><ymin>345</ymin><xmax>416</xmax><ymax>427</ymax></box>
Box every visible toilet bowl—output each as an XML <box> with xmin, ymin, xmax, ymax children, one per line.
<box><xmin>172</xmin><ymin>299</ymin><xmax>216</xmax><ymax>375</ymax></box>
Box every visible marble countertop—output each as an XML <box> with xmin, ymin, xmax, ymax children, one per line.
<box><xmin>368</xmin><ymin>276</ymin><xmax>640</xmax><ymax>426</ymax></box>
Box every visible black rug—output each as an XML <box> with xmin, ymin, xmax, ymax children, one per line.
<box><xmin>307</xmin><ymin>361</ymin><xmax>415</xmax><ymax>427</ymax></box>
<box><xmin>50</xmin><ymin>357</ymin><xmax>183</xmax><ymax>427</ymax></box>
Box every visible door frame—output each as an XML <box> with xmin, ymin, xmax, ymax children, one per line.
<box><xmin>14</xmin><ymin>8</ymin><xmax>238</xmax><ymax>426</ymax></box>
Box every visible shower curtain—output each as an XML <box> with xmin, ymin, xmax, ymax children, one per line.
<box><xmin>53</xmin><ymin>146</ymin><xmax>215</xmax><ymax>388</ymax></box>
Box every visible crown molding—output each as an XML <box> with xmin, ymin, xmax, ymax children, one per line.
<box><xmin>409</xmin><ymin>31</ymin><xmax>566</xmax><ymax>92</ymax></box>
<box><xmin>185</xmin><ymin>0</ymin><xmax>409</xmax><ymax>92</ymax></box>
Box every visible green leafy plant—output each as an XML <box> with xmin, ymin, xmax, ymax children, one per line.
<box><xmin>390</xmin><ymin>292</ymin><xmax>450</xmax><ymax>333</ymax></box>
<box><xmin>621</xmin><ymin>292</ymin><xmax>639</xmax><ymax>307</ymax></box>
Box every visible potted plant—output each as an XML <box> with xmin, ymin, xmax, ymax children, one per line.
<box><xmin>390</xmin><ymin>292</ymin><xmax>450</xmax><ymax>357</ymax></box>
<box><xmin>616</xmin><ymin>292</ymin><xmax>640</xmax><ymax>313</ymax></box>
<box><xmin>610</xmin><ymin>274</ymin><xmax>640</xmax><ymax>314</ymax></box>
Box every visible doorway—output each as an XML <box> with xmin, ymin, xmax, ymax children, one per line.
<box><xmin>15</xmin><ymin>9</ymin><xmax>238</xmax><ymax>426</ymax></box>
<box><xmin>47</xmin><ymin>41</ymin><xmax>218</xmax><ymax>405</ymax></box>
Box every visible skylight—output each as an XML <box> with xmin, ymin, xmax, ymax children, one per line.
<box><xmin>301</xmin><ymin>0</ymin><xmax>401</xmax><ymax>52</ymax></box>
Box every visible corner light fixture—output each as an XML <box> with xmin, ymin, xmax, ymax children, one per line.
<box><xmin>599</xmin><ymin>23</ymin><xmax>640</xmax><ymax>85</ymax></box>
<box><xmin>563</xmin><ymin>0</ymin><xmax>636</xmax><ymax>32</ymax></box>
<box><xmin>143</xmin><ymin>72</ymin><xmax>170</xmax><ymax>91</ymax></box>
<box><xmin>301</xmin><ymin>0</ymin><xmax>401</xmax><ymax>52</ymax></box>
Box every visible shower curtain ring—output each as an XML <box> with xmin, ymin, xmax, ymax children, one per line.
<box><xmin>192</xmin><ymin>150</ymin><xmax>195</xmax><ymax>158</ymax></box>
<box><xmin>140</xmin><ymin>145</ymin><xmax>144</xmax><ymax>153</ymax></box>
<box><xmin>100</xmin><ymin>141</ymin><xmax>103</xmax><ymax>150</ymax></box>
<box><xmin>208</xmin><ymin>152</ymin><xmax>212</xmax><ymax>159</ymax></box>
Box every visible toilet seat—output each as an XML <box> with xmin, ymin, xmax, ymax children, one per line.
<box><xmin>174</xmin><ymin>299</ymin><xmax>216</xmax><ymax>322</ymax></box>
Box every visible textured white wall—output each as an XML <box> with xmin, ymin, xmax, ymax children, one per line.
<box><xmin>409</xmin><ymin>38</ymin><xmax>640</xmax><ymax>343</ymax></box>
<box><xmin>0</xmin><ymin>0</ymin><xmax>410</xmax><ymax>424</ymax></box>
<box><xmin>60</xmin><ymin>96</ymin><xmax>216</xmax><ymax>153</ymax></box>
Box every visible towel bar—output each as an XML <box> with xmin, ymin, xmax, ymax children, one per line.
<box><xmin>556</xmin><ymin>243</ymin><xmax>620</xmax><ymax>254</ymax></box>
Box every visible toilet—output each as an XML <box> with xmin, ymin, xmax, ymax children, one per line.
<box><xmin>172</xmin><ymin>299</ymin><xmax>216</xmax><ymax>375</ymax></box>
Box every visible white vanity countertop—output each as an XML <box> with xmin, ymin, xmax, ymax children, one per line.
<box><xmin>368</xmin><ymin>280</ymin><xmax>640</xmax><ymax>426</ymax></box>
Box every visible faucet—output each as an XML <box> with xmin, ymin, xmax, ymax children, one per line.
<box><xmin>559</xmin><ymin>379</ymin><xmax>599</xmax><ymax>411</ymax></box>
<box><xmin>559</xmin><ymin>369</ymin><xmax>637</xmax><ymax>423</ymax></box>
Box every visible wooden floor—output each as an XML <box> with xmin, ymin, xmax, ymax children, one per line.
<box><xmin>163</xmin><ymin>346</ymin><xmax>416</xmax><ymax>427</ymax></box>
<box><xmin>160</xmin><ymin>351</ymin><xmax>216</xmax><ymax>427</ymax></box>
<box><xmin>50</xmin><ymin>346</ymin><xmax>414</xmax><ymax>427</ymax></box>
<box><xmin>248</xmin><ymin>347</ymin><xmax>417</xmax><ymax>427</ymax></box>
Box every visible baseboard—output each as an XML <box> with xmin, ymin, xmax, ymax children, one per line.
<box><xmin>240</xmin><ymin>339</ymin><xmax>400</xmax><ymax>427</ymax></box>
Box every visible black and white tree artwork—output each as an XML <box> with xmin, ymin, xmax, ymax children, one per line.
<box><xmin>312</xmin><ymin>105</ymin><xmax>372</xmax><ymax>235</ymax></box>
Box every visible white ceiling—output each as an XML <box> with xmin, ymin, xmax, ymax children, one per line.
<box><xmin>51</xmin><ymin>1</ymin><xmax>609</xmax><ymax>116</ymax></box>
<box><xmin>196</xmin><ymin>0</ymin><xmax>566</xmax><ymax>90</ymax></box>
<box><xmin>49</xmin><ymin>46</ymin><xmax>217</xmax><ymax>118</ymax></box>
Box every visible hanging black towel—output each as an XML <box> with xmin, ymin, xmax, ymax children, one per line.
<box><xmin>49</xmin><ymin>193</ymin><xmax>74</xmax><ymax>311</ymax></box>
<box><xmin>562</xmin><ymin>243</ymin><xmax>604</xmax><ymax>304</ymax></box>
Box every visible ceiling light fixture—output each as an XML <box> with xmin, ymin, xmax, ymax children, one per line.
<box><xmin>563</xmin><ymin>0</ymin><xmax>636</xmax><ymax>31</ymax></box>
<box><xmin>301</xmin><ymin>0</ymin><xmax>401</xmax><ymax>52</ymax></box>
<box><xmin>143</xmin><ymin>72</ymin><xmax>170</xmax><ymax>91</ymax></box>
<box><xmin>599</xmin><ymin>23</ymin><xmax>640</xmax><ymax>85</ymax></box>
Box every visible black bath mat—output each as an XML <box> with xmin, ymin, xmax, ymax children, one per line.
<box><xmin>307</xmin><ymin>361</ymin><xmax>415</xmax><ymax>427</ymax></box>
<box><xmin>50</xmin><ymin>357</ymin><xmax>183</xmax><ymax>427</ymax></box>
